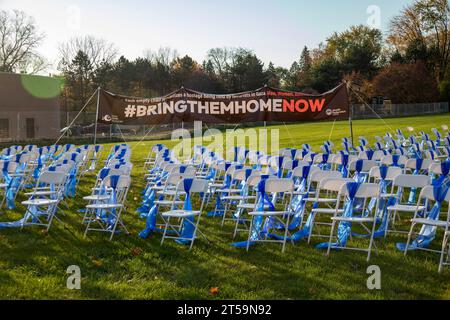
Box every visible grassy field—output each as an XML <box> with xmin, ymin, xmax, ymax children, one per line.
<box><xmin>1</xmin><ymin>114</ymin><xmax>450</xmax><ymax>300</ymax></box>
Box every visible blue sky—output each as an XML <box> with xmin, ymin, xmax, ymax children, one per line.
<box><xmin>2</xmin><ymin>0</ymin><xmax>413</xmax><ymax>70</ymax></box>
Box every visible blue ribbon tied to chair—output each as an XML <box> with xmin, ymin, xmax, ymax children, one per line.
<box><xmin>232</xmin><ymin>177</ymin><xmax>275</xmax><ymax>248</ymax></box>
<box><xmin>317</xmin><ymin>182</ymin><xmax>361</xmax><ymax>250</ymax></box>
<box><xmin>397</xmin><ymin>183</ymin><xmax>449</xmax><ymax>251</ymax></box>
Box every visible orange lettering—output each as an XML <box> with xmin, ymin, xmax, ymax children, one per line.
<box><xmin>283</xmin><ymin>100</ymin><xmax>295</xmax><ymax>112</ymax></box>
<box><xmin>295</xmin><ymin>100</ymin><xmax>309</xmax><ymax>112</ymax></box>
<box><xmin>309</xmin><ymin>99</ymin><xmax>326</xmax><ymax>112</ymax></box>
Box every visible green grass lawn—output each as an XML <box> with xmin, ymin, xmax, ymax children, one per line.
<box><xmin>1</xmin><ymin>114</ymin><xmax>450</xmax><ymax>300</ymax></box>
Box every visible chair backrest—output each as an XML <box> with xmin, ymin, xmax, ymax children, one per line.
<box><xmin>39</xmin><ymin>171</ymin><xmax>67</xmax><ymax>186</ymax></box>
<box><xmin>348</xmin><ymin>160</ymin><xmax>378</xmax><ymax>172</ymax></box>
<box><xmin>369</xmin><ymin>166</ymin><xmax>403</xmax><ymax>181</ymax></box>
<box><xmin>393</xmin><ymin>174</ymin><xmax>431</xmax><ymax>189</ymax></box>
<box><xmin>176</xmin><ymin>178</ymin><xmax>209</xmax><ymax>194</ymax></box>
<box><xmin>429</xmin><ymin>162</ymin><xmax>448</xmax><ymax>175</ymax></box>
<box><xmin>264</xmin><ymin>178</ymin><xmax>294</xmax><ymax>194</ymax></box>
<box><xmin>291</xmin><ymin>162</ymin><xmax>318</xmax><ymax>178</ymax></box>
<box><xmin>309</xmin><ymin>170</ymin><xmax>342</xmax><ymax>183</ymax></box>
<box><xmin>405</xmin><ymin>159</ymin><xmax>433</xmax><ymax>172</ymax></box>
<box><xmin>381</xmin><ymin>155</ymin><xmax>408</xmax><ymax>167</ymax></box>
<box><xmin>313</xmin><ymin>153</ymin><xmax>335</xmax><ymax>165</ymax></box>
<box><xmin>246</xmin><ymin>174</ymin><xmax>275</xmax><ymax>188</ymax></box>
<box><xmin>419</xmin><ymin>185</ymin><xmax>450</xmax><ymax>202</ymax></box>
<box><xmin>340</xmin><ymin>183</ymin><xmax>380</xmax><ymax>199</ymax></box>
<box><xmin>319</xmin><ymin>178</ymin><xmax>355</xmax><ymax>192</ymax></box>
<box><xmin>0</xmin><ymin>161</ymin><xmax>19</xmax><ymax>175</ymax></box>
<box><xmin>233</xmin><ymin>168</ymin><xmax>254</xmax><ymax>182</ymax></box>
<box><xmin>103</xmin><ymin>175</ymin><xmax>131</xmax><ymax>189</ymax></box>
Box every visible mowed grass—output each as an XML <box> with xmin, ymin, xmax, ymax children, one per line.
<box><xmin>1</xmin><ymin>114</ymin><xmax>450</xmax><ymax>300</ymax></box>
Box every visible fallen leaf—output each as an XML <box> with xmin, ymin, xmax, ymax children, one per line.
<box><xmin>209</xmin><ymin>287</ymin><xmax>219</xmax><ymax>296</ymax></box>
<box><xmin>131</xmin><ymin>247</ymin><xmax>143</xmax><ymax>256</ymax></box>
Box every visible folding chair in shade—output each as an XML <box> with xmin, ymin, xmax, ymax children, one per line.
<box><xmin>441</xmin><ymin>227</ymin><xmax>450</xmax><ymax>273</ymax></box>
<box><xmin>160</xmin><ymin>178</ymin><xmax>209</xmax><ymax>250</ymax></box>
<box><xmin>84</xmin><ymin>175</ymin><xmax>131</xmax><ymax>241</ymax></box>
<box><xmin>319</xmin><ymin>182</ymin><xmax>380</xmax><ymax>262</ymax></box>
<box><xmin>386</xmin><ymin>174</ymin><xmax>431</xmax><ymax>235</ymax></box>
<box><xmin>304</xmin><ymin>177</ymin><xmax>354</xmax><ymax>243</ymax></box>
<box><xmin>348</xmin><ymin>160</ymin><xmax>378</xmax><ymax>183</ymax></box>
<box><xmin>221</xmin><ymin>168</ymin><xmax>256</xmax><ymax>227</ymax></box>
<box><xmin>20</xmin><ymin>171</ymin><xmax>67</xmax><ymax>231</ymax></box>
<box><xmin>397</xmin><ymin>185</ymin><xmax>450</xmax><ymax>273</ymax></box>
<box><xmin>404</xmin><ymin>158</ymin><xmax>434</xmax><ymax>175</ymax></box>
<box><xmin>0</xmin><ymin>161</ymin><xmax>23</xmax><ymax>210</ymax></box>
<box><xmin>139</xmin><ymin>171</ymin><xmax>192</xmax><ymax>237</ymax></box>
<box><xmin>231</xmin><ymin>174</ymin><xmax>274</xmax><ymax>239</ymax></box>
<box><xmin>381</xmin><ymin>155</ymin><xmax>408</xmax><ymax>168</ymax></box>
<box><xmin>81</xmin><ymin>168</ymin><xmax>125</xmax><ymax>223</ymax></box>
<box><xmin>244</xmin><ymin>178</ymin><xmax>295</xmax><ymax>253</ymax></box>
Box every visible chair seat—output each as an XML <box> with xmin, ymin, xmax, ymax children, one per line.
<box><xmin>411</xmin><ymin>218</ymin><xmax>450</xmax><ymax>228</ymax></box>
<box><xmin>83</xmin><ymin>194</ymin><xmax>111</xmax><ymax>201</ymax></box>
<box><xmin>249</xmin><ymin>211</ymin><xmax>289</xmax><ymax>217</ymax></box>
<box><xmin>222</xmin><ymin>195</ymin><xmax>256</xmax><ymax>201</ymax></box>
<box><xmin>154</xmin><ymin>200</ymin><xmax>184</xmax><ymax>206</ymax></box>
<box><xmin>86</xmin><ymin>203</ymin><xmax>123</xmax><ymax>209</ymax></box>
<box><xmin>388</xmin><ymin>205</ymin><xmax>425</xmax><ymax>212</ymax></box>
<box><xmin>304</xmin><ymin>198</ymin><xmax>338</xmax><ymax>203</ymax></box>
<box><xmin>217</xmin><ymin>188</ymin><xmax>242</xmax><ymax>194</ymax></box>
<box><xmin>210</xmin><ymin>183</ymin><xmax>224</xmax><ymax>188</ymax></box>
<box><xmin>22</xmin><ymin>199</ymin><xmax>58</xmax><ymax>206</ymax></box>
<box><xmin>161</xmin><ymin>210</ymin><xmax>200</xmax><ymax>218</ymax></box>
<box><xmin>311</xmin><ymin>208</ymin><xmax>344</xmax><ymax>214</ymax></box>
<box><xmin>157</xmin><ymin>190</ymin><xmax>185</xmax><ymax>196</ymax></box>
<box><xmin>332</xmin><ymin>216</ymin><xmax>375</xmax><ymax>223</ymax></box>
<box><xmin>237</xmin><ymin>203</ymin><xmax>273</xmax><ymax>210</ymax></box>
<box><xmin>25</xmin><ymin>191</ymin><xmax>58</xmax><ymax>197</ymax></box>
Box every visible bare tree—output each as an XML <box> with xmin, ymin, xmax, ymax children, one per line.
<box><xmin>58</xmin><ymin>35</ymin><xmax>118</xmax><ymax>71</ymax></box>
<box><xmin>144</xmin><ymin>47</ymin><xmax>179</xmax><ymax>66</ymax></box>
<box><xmin>0</xmin><ymin>10</ymin><xmax>47</xmax><ymax>74</ymax></box>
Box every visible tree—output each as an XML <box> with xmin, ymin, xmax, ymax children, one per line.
<box><xmin>389</xmin><ymin>0</ymin><xmax>450</xmax><ymax>81</ymax></box>
<box><xmin>0</xmin><ymin>10</ymin><xmax>47</xmax><ymax>74</ymax></box>
<box><xmin>325</xmin><ymin>25</ymin><xmax>383</xmax><ymax>77</ymax></box>
<box><xmin>63</xmin><ymin>50</ymin><xmax>96</xmax><ymax>124</ymax></box>
<box><xmin>58</xmin><ymin>35</ymin><xmax>118</xmax><ymax>72</ymax></box>
<box><xmin>371</xmin><ymin>61</ymin><xmax>440</xmax><ymax>103</ymax></box>
<box><xmin>227</xmin><ymin>51</ymin><xmax>266</xmax><ymax>92</ymax></box>
<box><xmin>297</xmin><ymin>46</ymin><xmax>313</xmax><ymax>89</ymax></box>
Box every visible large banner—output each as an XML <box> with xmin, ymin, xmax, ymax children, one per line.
<box><xmin>97</xmin><ymin>83</ymin><xmax>349</xmax><ymax>125</ymax></box>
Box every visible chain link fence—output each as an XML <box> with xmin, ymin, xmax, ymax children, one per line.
<box><xmin>352</xmin><ymin>102</ymin><xmax>449</xmax><ymax>119</ymax></box>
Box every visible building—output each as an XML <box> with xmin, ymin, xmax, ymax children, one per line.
<box><xmin>0</xmin><ymin>72</ymin><xmax>62</xmax><ymax>141</ymax></box>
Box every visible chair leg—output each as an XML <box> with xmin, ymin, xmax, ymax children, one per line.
<box><xmin>161</xmin><ymin>217</ymin><xmax>170</xmax><ymax>246</ymax></box>
<box><xmin>367</xmin><ymin>220</ymin><xmax>377</xmax><ymax>262</ymax></box>
<box><xmin>221</xmin><ymin>200</ymin><xmax>229</xmax><ymax>227</ymax></box>
<box><xmin>246</xmin><ymin>218</ymin><xmax>254</xmax><ymax>252</ymax></box>
<box><xmin>327</xmin><ymin>220</ymin><xmax>337</xmax><ymax>257</ymax></box>
<box><xmin>404</xmin><ymin>223</ymin><xmax>416</xmax><ymax>256</ymax></box>
<box><xmin>439</xmin><ymin>234</ymin><xmax>448</xmax><ymax>274</ymax></box>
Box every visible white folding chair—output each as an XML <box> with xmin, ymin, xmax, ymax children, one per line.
<box><xmin>402</xmin><ymin>185</ymin><xmax>450</xmax><ymax>273</ymax></box>
<box><xmin>160</xmin><ymin>178</ymin><xmax>209</xmax><ymax>250</ymax></box>
<box><xmin>386</xmin><ymin>174</ymin><xmax>431</xmax><ymax>234</ymax></box>
<box><xmin>326</xmin><ymin>182</ymin><xmax>381</xmax><ymax>262</ymax></box>
<box><xmin>84</xmin><ymin>175</ymin><xmax>131</xmax><ymax>240</ymax></box>
<box><xmin>21</xmin><ymin>171</ymin><xmax>67</xmax><ymax>231</ymax></box>
<box><xmin>246</xmin><ymin>178</ymin><xmax>295</xmax><ymax>252</ymax></box>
